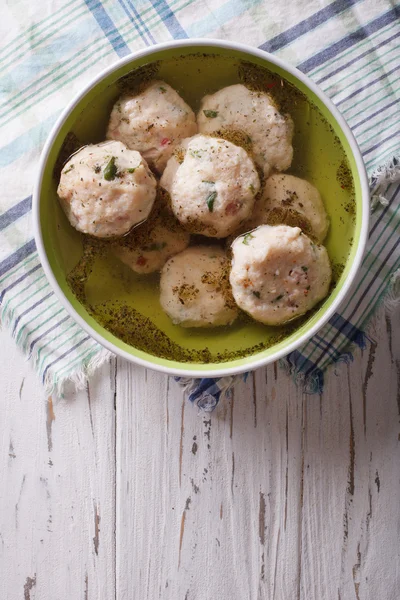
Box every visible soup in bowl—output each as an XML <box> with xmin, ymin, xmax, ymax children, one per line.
<box><xmin>33</xmin><ymin>40</ymin><xmax>369</xmax><ymax>378</ymax></box>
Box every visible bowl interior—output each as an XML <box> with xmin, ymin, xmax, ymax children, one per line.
<box><xmin>39</xmin><ymin>44</ymin><xmax>364</xmax><ymax>373</ymax></box>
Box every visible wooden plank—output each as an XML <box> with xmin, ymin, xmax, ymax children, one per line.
<box><xmin>0</xmin><ymin>334</ymin><xmax>116</xmax><ymax>600</ymax></box>
<box><xmin>1</xmin><ymin>306</ymin><xmax>399</xmax><ymax>599</ymax></box>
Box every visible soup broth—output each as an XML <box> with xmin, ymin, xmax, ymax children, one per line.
<box><xmin>51</xmin><ymin>53</ymin><xmax>355</xmax><ymax>363</ymax></box>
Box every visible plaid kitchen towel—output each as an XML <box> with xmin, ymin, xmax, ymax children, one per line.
<box><xmin>0</xmin><ymin>0</ymin><xmax>399</xmax><ymax>403</ymax></box>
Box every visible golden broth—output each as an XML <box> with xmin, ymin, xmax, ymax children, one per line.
<box><xmin>52</xmin><ymin>54</ymin><xmax>355</xmax><ymax>363</ymax></box>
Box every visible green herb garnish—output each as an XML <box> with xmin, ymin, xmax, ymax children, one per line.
<box><xmin>159</xmin><ymin>86</ymin><xmax>167</xmax><ymax>93</ymax></box>
<box><xmin>249</xmin><ymin>184</ymin><xmax>255</xmax><ymax>194</ymax></box>
<box><xmin>243</xmin><ymin>233</ymin><xmax>255</xmax><ymax>245</ymax></box>
<box><xmin>202</xmin><ymin>180</ymin><xmax>215</xmax><ymax>185</ymax></box>
<box><xmin>143</xmin><ymin>242</ymin><xmax>167</xmax><ymax>252</ymax></box>
<box><xmin>274</xmin><ymin>294</ymin><xmax>283</xmax><ymax>302</ymax></box>
<box><xmin>203</xmin><ymin>110</ymin><xmax>219</xmax><ymax>118</ymax></box>
<box><xmin>94</xmin><ymin>165</ymin><xmax>101</xmax><ymax>174</ymax></box>
<box><xmin>252</xmin><ymin>291</ymin><xmax>261</xmax><ymax>298</ymax></box>
<box><xmin>301</xmin><ymin>266</ymin><xmax>308</xmax><ymax>272</ymax></box>
<box><xmin>63</xmin><ymin>164</ymin><xmax>74</xmax><ymax>174</ymax></box>
<box><xmin>206</xmin><ymin>191</ymin><xmax>217</xmax><ymax>212</ymax></box>
<box><xmin>127</xmin><ymin>167</ymin><xmax>137</xmax><ymax>173</ymax></box>
<box><xmin>103</xmin><ymin>157</ymin><xmax>118</xmax><ymax>181</ymax></box>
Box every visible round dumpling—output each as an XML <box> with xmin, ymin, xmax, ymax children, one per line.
<box><xmin>112</xmin><ymin>209</ymin><xmax>190</xmax><ymax>274</ymax></box>
<box><xmin>246</xmin><ymin>174</ymin><xmax>329</xmax><ymax>243</ymax></box>
<box><xmin>197</xmin><ymin>84</ymin><xmax>293</xmax><ymax>178</ymax></box>
<box><xmin>160</xmin><ymin>134</ymin><xmax>260</xmax><ymax>238</ymax></box>
<box><xmin>107</xmin><ymin>81</ymin><xmax>197</xmax><ymax>173</ymax></box>
<box><xmin>230</xmin><ymin>225</ymin><xmax>331</xmax><ymax>325</ymax></box>
<box><xmin>57</xmin><ymin>141</ymin><xmax>157</xmax><ymax>238</ymax></box>
<box><xmin>160</xmin><ymin>246</ymin><xmax>238</xmax><ymax>328</ymax></box>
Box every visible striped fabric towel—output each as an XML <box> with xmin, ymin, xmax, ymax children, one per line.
<box><xmin>1</xmin><ymin>0</ymin><xmax>399</xmax><ymax>401</ymax></box>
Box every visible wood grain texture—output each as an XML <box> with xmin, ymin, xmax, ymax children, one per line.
<box><xmin>1</xmin><ymin>307</ymin><xmax>399</xmax><ymax>600</ymax></box>
<box><xmin>0</xmin><ymin>337</ymin><xmax>116</xmax><ymax>600</ymax></box>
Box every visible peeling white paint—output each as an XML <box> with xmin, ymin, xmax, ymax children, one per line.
<box><xmin>0</xmin><ymin>308</ymin><xmax>399</xmax><ymax>599</ymax></box>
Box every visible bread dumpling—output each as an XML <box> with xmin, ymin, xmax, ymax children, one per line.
<box><xmin>246</xmin><ymin>174</ymin><xmax>329</xmax><ymax>243</ymax></box>
<box><xmin>230</xmin><ymin>224</ymin><xmax>331</xmax><ymax>325</ymax></box>
<box><xmin>160</xmin><ymin>134</ymin><xmax>260</xmax><ymax>238</ymax></box>
<box><xmin>57</xmin><ymin>141</ymin><xmax>156</xmax><ymax>238</ymax></box>
<box><xmin>197</xmin><ymin>84</ymin><xmax>293</xmax><ymax>178</ymax></box>
<box><xmin>160</xmin><ymin>246</ymin><xmax>238</xmax><ymax>327</ymax></box>
<box><xmin>107</xmin><ymin>81</ymin><xmax>197</xmax><ymax>173</ymax></box>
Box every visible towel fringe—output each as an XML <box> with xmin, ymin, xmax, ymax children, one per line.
<box><xmin>43</xmin><ymin>348</ymin><xmax>112</xmax><ymax>397</ymax></box>
<box><xmin>370</xmin><ymin>155</ymin><xmax>400</xmax><ymax>209</ymax></box>
<box><xmin>0</xmin><ymin>300</ymin><xmax>112</xmax><ymax>397</ymax></box>
<box><xmin>370</xmin><ymin>155</ymin><xmax>400</xmax><ymax>195</ymax></box>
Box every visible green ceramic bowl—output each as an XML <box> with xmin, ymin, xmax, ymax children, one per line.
<box><xmin>33</xmin><ymin>40</ymin><xmax>369</xmax><ymax>377</ymax></box>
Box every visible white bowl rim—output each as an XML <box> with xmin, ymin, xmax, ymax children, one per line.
<box><xmin>33</xmin><ymin>38</ymin><xmax>370</xmax><ymax>378</ymax></box>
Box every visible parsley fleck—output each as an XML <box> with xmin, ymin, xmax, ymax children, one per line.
<box><xmin>94</xmin><ymin>165</ymin><xmax>101</xmax><ymax>173</ymax></box>
<box><xmin>243</xmin><ymin>232</ymin><xmax>255</xmax><ymax>245</ymax></box>
<box><xmin>274</xmin><ymin>294</ymin><xmax>283</xmax><ymax>302</ymax></box>
<box><xmin>203</xmin><ymin>110</ymin><xmax>218</xmax><ymax>118</ymax></box>
<box><xmin>301</xmin><ymin>266</ymin><xmax>308</xmax><ymax>272</ymax></box>
<box><xmin>63</xmin><ymin>164</ymin><xmax>74</xmax><ymax>174</ymax></box>
<box><xmin>159</xmin><ymin>86</ymin><xmax>167</xmax><ymax>93</ymax></box>
<box><xmin>206</xmin><ymin>191</ymin><xmax>217</xmax><ymax>212</ymax></box>
<box><xmin>103</xmin><ymin>157</ymin><xmax>118</xmax><ymax>181</ymax></box>
<box><xmin>202</xmin><ymin>180</ymin><xmax>215</xmax><ymax>185</ymax></box>
<box><xmin>127</xmin><ymin>167</ymin><xmax>137</xmax><ymax>173</ymax></box>
<box><xmin>252</xmin><ymin>291</ymin><xmax>261</xmax><ymax>299</ymax></box>
<box><xmin>143</xmin><ymin>242</ymin><xmax>167</xmax><ymax>252</ymax></box>
<box><xmin>249</xmin><ymin>184</ymin><xmax>255</xmax><ymax>194</ymax></box>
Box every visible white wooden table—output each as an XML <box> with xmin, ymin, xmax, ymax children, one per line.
<box><xmin>1</xmin><ymin>305</ymin><xmax>399</xmax><ymax>600</ymax></box>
